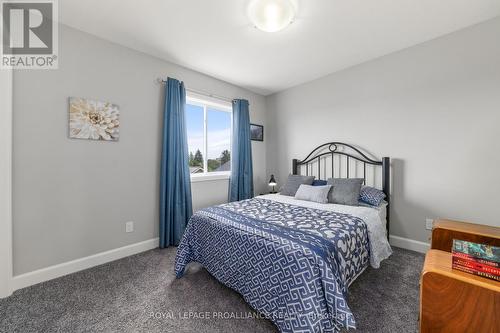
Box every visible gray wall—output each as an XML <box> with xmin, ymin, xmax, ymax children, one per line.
<box><xmin>13</xmin><ymin>25</ymin><xmax>267</xmax><ymax>275</ymax></box>
<box><xmin>266</xmin><ymin>18</ymin><xmax>500</xmax><ymax>243</ymax></box>
<box><xmin>13</xmin><ymin>18</ymin><xmax>500</xmax><ymax>275</ymax></box>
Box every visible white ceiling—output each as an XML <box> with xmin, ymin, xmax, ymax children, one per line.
<box><xmin>59</xmin><ymin>0</ymin><xmax>500</xmax><ymax>95</ymax></box>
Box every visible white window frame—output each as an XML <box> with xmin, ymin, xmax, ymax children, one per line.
<box><xmin>186</xmin><ymin>92</ymin><xmax>232</xmax><ymax>183</ymax></box>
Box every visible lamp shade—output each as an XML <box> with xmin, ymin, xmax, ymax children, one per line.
<box><xmin>247</xmin><ymin>0</ymin><xmax>296</xmax><ymax>32</ymax></box>
<box><xmin>268</xmin><ymin>175</ymin><xmax>277</xmax><ymax>186</ymax></box>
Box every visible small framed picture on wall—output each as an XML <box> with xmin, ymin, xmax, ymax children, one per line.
<box><xmin>250</xmin><ymin>124</ymin><xmax>264</xmax><ymax>141</ymax></box>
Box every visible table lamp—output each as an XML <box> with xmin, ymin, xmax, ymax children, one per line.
<box><xmin>269</xmin><ymin>175</ymin><xmax>277</xmax><ymax>193</ymax></box>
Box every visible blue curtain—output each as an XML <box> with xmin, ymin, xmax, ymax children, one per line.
<box><xmin>229</xmin><ymin>99</ymin><xmax>254</xmax><ymax>201</ymax></box>
<box><xmin>159</xmin><ymin>78</ymin><xmax>193</xmax><ymax>248</ymax></box>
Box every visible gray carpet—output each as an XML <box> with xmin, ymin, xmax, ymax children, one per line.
<box><xmin>0</xmin><ymin>247</ymin><xmax>424</xmax><ymax>333</ymax></box>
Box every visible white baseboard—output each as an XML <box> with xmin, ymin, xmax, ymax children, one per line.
<box><xmin>11</xmin><ymin>238</ymin><xmax>159</xmax><ymax>293</ymax></box>
<box><xmin>8</xmin><ymin>235</ymin><xmax>426</xmax><ymax>294</ymax></box>
<box><xmin>389</xmin><ymin>235</ymin><xmax>430</xmax><ymax>253</ymax></box>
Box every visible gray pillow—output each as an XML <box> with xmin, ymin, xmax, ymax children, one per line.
<box><xmin>294</xmin><ymin>184</ymin><xmax>332</xmax><ymax>204</ymax></box>
<box><xmin>280</xmin><ymin>174</ymin><xmax>315</xmax><ymax>196</ymax></box>
<box><xmin>327</xmin><ymin>178</ymin><xmax>364</xmax><ymax>206</ymax></box>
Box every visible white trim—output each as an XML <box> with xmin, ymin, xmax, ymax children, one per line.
<box><xmin>203</xmin><ymin>103</ymin><xmax>208</xmax><ymax>173</ymax></box>
<box><xmin>6</xmin><ymin>233</ymin><xmax>428</xmax><ymax>293</ymax></box>
<box><xmin>11</xmin><ymin>238</ymin><xmax>159</xmax><ymax>292</ymax></box>
<box><xmin>389</xmin><ymin>234</ymin><xmax>430</xmax><ymax>253</ymax></box>
<box><xmin>186</xmin><ymin>92</ymin><xmax>232</xmax><ymax>111</ymax></box>
<box><xmin>190</xmin><ymin>172</ymin><xmax>230</xmax><ymax>183</ymax></box>
<box><xmin>0</xmin><ymin>67</ymin><xmax>13</xmax><ymax>298</ymax></box>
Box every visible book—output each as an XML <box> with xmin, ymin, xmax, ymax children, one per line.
<box><xmin>452</xmin><ymin>256</ymin><xmax>500</xmax><ymax>276</ymax></box>
<box><xmin>452</xmin><ymin>239</ymin><xmax>500</xmax><ymax>282</ymax></box>
<box><xmin>452</xmin><ymin>239</ymin><xmax>500</xmax><ymax>263</ymax></box>
<box><xmin>452</xmin><ymin>262</ymin><xmax>500</xmax><ymax>282</ymax></box>
<box><xmin>452</xmin><ymin>251</ymin><xmax>499</xmax><ymax>268</ymax></box>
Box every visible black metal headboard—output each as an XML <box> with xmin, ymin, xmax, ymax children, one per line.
<box><xmin>292</xmin><ymin>142</ymin><xmax>390</xmax><ymax>238</ymax></box>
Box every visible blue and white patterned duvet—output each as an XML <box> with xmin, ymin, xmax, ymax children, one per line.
<box><xmin>175</xmin><ymin>198</ymin><xmax>370</xmax><ymax>332</ymax></box>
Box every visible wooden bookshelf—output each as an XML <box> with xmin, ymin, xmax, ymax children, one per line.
<box><xmin>420</xmin><ymin>220</ymin><xmax>500</xmax><ymax>333</ymax></box>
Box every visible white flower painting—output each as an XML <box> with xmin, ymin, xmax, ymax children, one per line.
<box><xmin>69</xmin><ymin>97</ymin><xmax>120</xmax><ymax>141</ymax></box>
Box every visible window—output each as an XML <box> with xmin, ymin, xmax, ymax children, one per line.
<box><xmin>186</xmin><ymin>93</ymin><xmax>232</xmax><ymax>180</ymax></box>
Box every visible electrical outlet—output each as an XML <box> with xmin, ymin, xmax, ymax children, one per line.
<box><xmin>125</xmin><ymin>221</ymin><xmax>134</xmax><ymax>233</ymax></box>
<box><xmin>425</xmin><ymin>218</ymin><xmax>434</xmax><ymax>230</ymax></box>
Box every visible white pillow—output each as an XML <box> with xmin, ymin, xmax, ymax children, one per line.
<box><xmin>294</xmin><ymin>184</ymin><xmax>332</xmax><ymax>204</ymax></box>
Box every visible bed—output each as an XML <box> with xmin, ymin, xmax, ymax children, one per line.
<box><xmin>175</xmin><ymin>142</ymin><xmax>393</xmax><ymax>333</ymax></box>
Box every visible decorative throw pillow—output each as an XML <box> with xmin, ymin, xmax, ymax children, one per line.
<box><xmin>312</xmin><ymin>180</ymin><xmax>328</xmax><ymax>186</ymax></box>
<box><xmin>327</xmin><ymin>178</ymin><xmax>364</xmax><ymax>206</ymax></box>
<box><xmin>359</xmin><ymin>186</ymin><xmax>386</xmax><ymax>206</ymax></box>
<box><xmin>280</xmin><ymin>174</ymin><xmax>315</xmax><ymax>196</ymax></box>
<box><xmin>294</xmin><ymin>184</ymin><xmax>332</xmax><ymax>204</ymax></box>
<box><xmin>358</xmin><ymin>200</ymin><xmax>387</xmax><ymax>208</ymax></box>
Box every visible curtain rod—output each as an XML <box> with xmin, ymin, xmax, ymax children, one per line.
<box><xmin>156</xmin><ymin>78</ymin><xmax>234</xmax><ymax>103</ymax></box>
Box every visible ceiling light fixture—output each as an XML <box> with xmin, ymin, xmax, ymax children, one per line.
<box><xmin>247</xmin><ymin>0</ymin><xmax>296</xmax><ymax>33</ymax></box>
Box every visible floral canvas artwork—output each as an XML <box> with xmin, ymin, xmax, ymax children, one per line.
<box><xmin>69</xmin><ymin>97</ymin><xmax>120</xmax><ymax>141</ymax></box>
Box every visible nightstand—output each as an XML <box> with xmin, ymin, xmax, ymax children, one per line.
<box><xmin>420</xmin><ymin>219</ymin><xmax>500</xmax><ymax>332</ymax></box>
